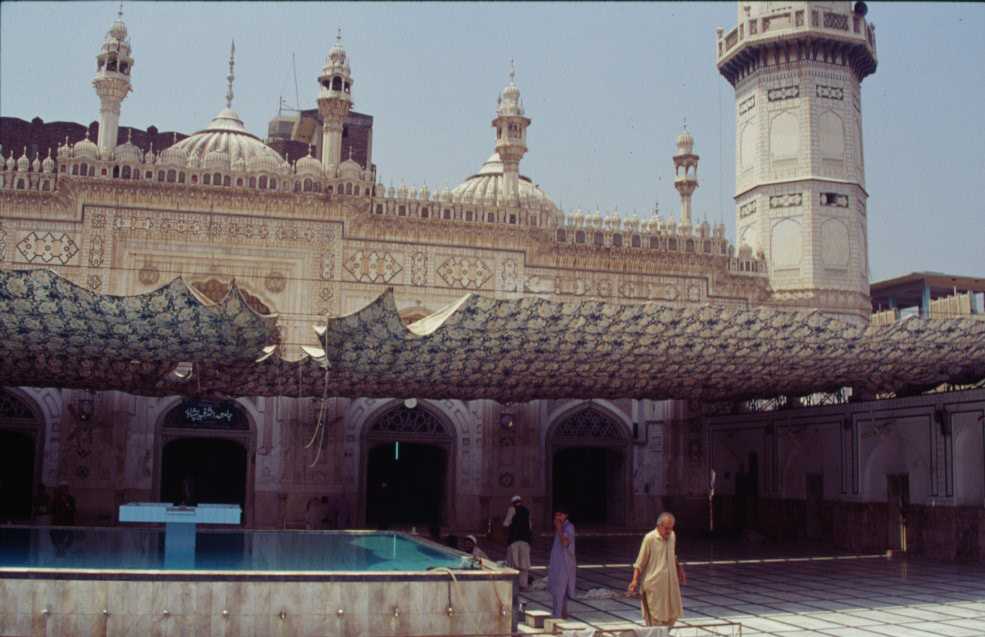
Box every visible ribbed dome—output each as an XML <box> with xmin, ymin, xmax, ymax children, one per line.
<box><xmin>168</xmin><ymin>108</ymin><xmax>287</xmax><ymax>171</ymax></box>
<box><xmin>450</xmin><ymin>152</ymin><xmax>556</xmax><ymax>208</ymax></box>
<box><xmin>73</xmin><ymin>136</ymin><xmax>99</xmax><ymax>160</ymax></box>
<box><xmin>115</xmin><ymin>140</ymin><xmax>143</xmax><ymax>163</ymax></box>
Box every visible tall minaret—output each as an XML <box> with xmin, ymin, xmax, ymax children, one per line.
<box><xmin>673</xmin><ymin>123</ymin><xmax>699</xmax><ymax>227</ymax></box>
<box><xmin>492</xmin><ymin>61</ymin><xmax>530</xmax><ymax>203</ymax></box>
<box><xmin>717</xmin><ymin>1</ymin><xmax>877</xmax><ymax>322</ymax></box>
<box><xmin>92</xmin><ymin>5</ymin><xmax>134</xmax><ymax>158</ymax></box>
<box><xmin>317</xmin><ymin>29</ymin><xmax>353</xmax><ymax>172</ymax></box>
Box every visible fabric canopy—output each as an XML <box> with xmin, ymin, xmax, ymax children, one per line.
<box><xmin>2</xmin><ymin>271</ymin><xmax>983</xmax><ymax>401</ymax></box>
<box><xmin>0</xmin><ymin>269</ymin><xmax>279</xmax><ymax>393</ymax></box>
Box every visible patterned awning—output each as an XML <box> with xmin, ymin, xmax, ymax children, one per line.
<box><xmin>2</xmin><ymin>274</ymin><xmax>983</xmax><ymax>401</ymax></box>
<box><xmin>313</xmin><ymin>289</ymin><xmax>985</xmax><ymax>402</ymax></box>
<box><xmin>0</xmin><ymin>269</ymin><xmax>280</xmax><ymax>393</ymax></box>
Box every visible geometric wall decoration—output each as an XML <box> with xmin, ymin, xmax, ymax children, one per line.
<box><xmin>437</xmin><ymin>256</ymin><xmax>493</xmax><ymax>289</ymax></box>
<box><xmin>15</xmin><ymin>231</ymin><xmax>79</xmax><ymax>265</ymax></box>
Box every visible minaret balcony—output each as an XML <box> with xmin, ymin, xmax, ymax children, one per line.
<box><xmin>717</xmin><ymin>8</ymin><xmax>877</xmax><ymax>84</ymax></box>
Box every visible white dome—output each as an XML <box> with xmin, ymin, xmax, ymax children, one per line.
<box><xmin>73</xmin><ymin>136</ymin><xmax>99</xmax><ymax>160</ymax></box>
<box><xmin>115</xmin><ymin>140</ymin><xmax>142</xmax><ymax>163</ymax></box>
<box><xmin>296</xmin><ymin>150</ymin><xmax>321</xmax><ymax>176</ymax></box>
<box><xmin>168</xmin><ymin>108</ymin><xmax>286</xmax><ymax>172</ymax></box>
<box><xmin>450</xmin><ymin>152</ymin><xmax>556</xmax><ymax>208</ymax></box>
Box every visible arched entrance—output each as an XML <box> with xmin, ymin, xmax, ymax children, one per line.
<box><xmin>548</xmin><ymin>405</ymin><xmax>630</xmax><ymax>528</ymax></box>
<box><xmin>0</xmin><ymin>390</ymin><xmax>43</xmax><ymax>523</ymax></box>
<box><xmin>155</xmin><ymin>399</ymin><xmax>255</xmax><ymax>525</ymax></box>
<box><xmin>362</xmin><ymin>404</ymin><xmax>454</xmax><ymax>530</ymax></box>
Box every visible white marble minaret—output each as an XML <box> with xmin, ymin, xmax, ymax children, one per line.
<box><xmin>317</xmin><ymin>29</ymin><xmax>353</xmax><ymax>174</ymax></box>
<box><xmin>92</xmin><ymin>6</ymin><xmax>134</xmax><ymax>158</ymax></box>
<box><xmin>717</xmin><ymin>1</ymin><xmax>878</xmax><ymax>321</ymax></box>
<box><xmin>492</xmin><ymin>61</ymin><xmax>530</xmax><ymax>204</ymax></box>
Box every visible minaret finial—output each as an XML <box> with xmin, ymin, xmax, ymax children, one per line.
<box><xmin>337</xmin><ymin>27</ymin><xmax>342</xmax><ymax>44</ymax></box>
<box><xmin>225</xmin><ymin>40</ymin><xmax>236</xmax><ymax>109</ymax></box>
<box><xmin>682</xmin><ymin>117</ymin><xmax>687</xmax><ymax>131</ymax></box>
<box><xmin>117</xmin><ymin>0</ymin><xmax>123</xmax><ymax>20</ymax></box>
<box><xmin>509</xmin><ymin>59</ymin><xmax>516</xmax><ymax>84</ymax></box>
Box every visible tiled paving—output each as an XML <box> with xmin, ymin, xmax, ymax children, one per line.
<box><xmin>483</xmin><ymin>535</ymin><xmax>985</xmax><ymax>636</ymax></box>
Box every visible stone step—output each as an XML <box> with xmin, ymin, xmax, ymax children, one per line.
<box><xmin>553</xmin><ymin>620</ymin><xmax>590</xmax><ymax>633</ymax></box>
<box><xmin>516</xmin><ymin>623</ymin><xmax>543</xmax><ymax>634</ymax></box>
<box><xmin>524</xmin><ymin>609</ymin><xmax>552</xmax><ymax>628</ymax></box>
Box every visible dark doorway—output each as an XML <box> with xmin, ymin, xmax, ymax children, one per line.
<box><xmin>553</xmin><ymin>447</ymin><xmax>625</xmax><ymax>527</ymax></box>
<box><xmin>366</xmin><ymin>441</ymin><xmax>446</xmax><ymax>529</ymax></box>
<box><xmin>0</xmin><ymin>430</ymin><xmax>35</xmax><ymax>522</ymax></box>
<box><xmin>887</xmin><ymin>473</ymin><xmax>910</xmax><ymax>553</ymax></box>
<box><xmin>805</xmin><ymin>473</ymin><xmax>824</xmax><ymax>540</ymax></box>
<box><xmin>161</xmin><ymin>438</ymin><xmax>247</xmax><ymax>509</ymax></box>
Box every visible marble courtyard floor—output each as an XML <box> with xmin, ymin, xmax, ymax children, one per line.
<box><xmin>483</xmin><ymin>536</ymin><xmax>985</xmax><ymax>636</ymax></box>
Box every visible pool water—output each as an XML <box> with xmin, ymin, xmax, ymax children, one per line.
<box><xmin>0</xmin><ymin>528</ymin><xmax>475</xmax><ymax>572</ymax></box>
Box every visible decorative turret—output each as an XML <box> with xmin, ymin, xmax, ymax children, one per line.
<box><xmin>672</xmin><ymin>122</ymin><xmax>699</xmax><ymax>227</ymax></box>
<box><xmin>317</xmin><ymin>29</ymin><xmax>353</xmax><ymax>172</ymax></box>
<box><xmin>491</xmin><ymin>61</ymin><xmax>530</xmax><ymax>204</ymax></box>
<box><xmin>92</xmin><ymin>4</ymin><xmax>134</xmax><ymax>158</ymax></box>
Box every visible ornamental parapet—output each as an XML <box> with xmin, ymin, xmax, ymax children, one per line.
<box><xmin>716</xmin><ymin>4</ymin><xmax>877</xmax><ymax>85</ymax></box>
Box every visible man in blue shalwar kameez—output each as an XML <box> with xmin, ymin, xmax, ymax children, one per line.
<box><xmin>548</xmin><ymin>509</ymin><xmax>576</xmax><ymax>618</ymax></box>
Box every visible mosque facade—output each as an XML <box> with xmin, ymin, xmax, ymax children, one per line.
<box><xmin>1</xmin><ymin>2</ymin><xmax>983</xmax><ymax>559</ymax></box>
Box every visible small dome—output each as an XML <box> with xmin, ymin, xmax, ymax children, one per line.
<box><xmin>296</xmin><ymin>149</ymin><xmax>321</xmax><ymax>176</ymax></box>
<box><xmin>623</xmin><ymin>218</ymin><xmax>640</xmax><ymax>232</ymax></box>
<box><xmin>419</xmin><ymin>184</ymin><xmax>430</xmax><ymax>199</ymax></box>
<box><xmin>5</xmin><ymin>153</ymin><xmax>15</xmax><ymax>171</ymax></box>
<box><xmin>157</xmin><ymin>143</ymin><xmax>188</xmax><ymax>167</ymax></box>
<box><xmin>16</xmin><ymin>148</ymin><xmax>30</xmax><ymax>171</ymax></box>
<box><xmin>73</xmin><ymin>135</ymin><xmax>99</xmax><ymax>160</ymax></box>
<box><xmin>32</xmin><ymin>156</ymin><xmax>41</xmax><ymax>172</ymax></box>
<box><xmin>339</xmin><ymin>158</ymin><xmax>361</xmax><ymax>178</ymax></box>
<box><xmin>676</xmin><ymin>128</ymin><xmax>694</xmax><ymax>154</ymax></box>
<box><xmin>115</xmin><ymin>137</ymin><xmax>142</xmax><ymax>163</ymax></box>
<box><xmin>604</xmin><ymin>212</ymin><xmax>622</xmax><ymax>231</ymax></box>
<box><xmin>42</xmin><ymin>151</ymin><xmax>55</xmax><ymax>173</ymax></box>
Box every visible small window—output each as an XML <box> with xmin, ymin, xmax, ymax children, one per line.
<box><xmin>443</xmin><ymin>209</ymin><xmax>452</xmax><ymax>220</ymax></box>
<box><xmin>575</xmin><ymin>230</ymin><xmax>586</xmax><ymax>244</ymax></box>
<box><xmin>466</xmin><ymin>211</ymin><xmax>474</xmax><ymax>222</ymax></box>
<box><xmin>686</xmin><ymin>239</ymin><xmax>695</xmax><ymax>252</ymax></box>
<box><xmin>41</xmin><ymin>180</ymin><xmax>51</xmax><ymax>192</ymax></box>
<box><xmin>612</xmin><ymin>234</ymin><xmax>623</xmax><ymax>247</ymax></box>
<box><xmin>509</xmin><ymin>214</ymin><xmax>517</xmax><ymax>224</ymax></box>
<box><xmin>122</xmin><ymin>166</ymin><xmax>131</xmax><ymax>179</ymax></box>
<box><xmin>249</xmin><ymin>177</ymin><xmax>256</xmax><ymax>188</ymax></box>
<box><xmin>204</xmin><ymin>174</ymin><xmax>212</xmax><ymax>185</ymax></box>
<box><xmin>166</xmin><ymin>169</ymin><xmax>176</xmax><ymax>183</ymax></box>
<box><xmin>112</xmin><ymin>166</ymin><xmax>120</xmax><ymax>178</ymax></box>
<box><xmin>259</xmin><ymin>176</ymin><xmax>268</xmax><ymax>189</ymax></box>
<box><xmin>375</xmin><ymin>204</ymin><xmax>384</xmax><ymax>214</ymax></box>
<box><xmin>487</xmin><ymin>212</ymin><xmax>496</xmax><ymax>223</ymax></box>
<box><xmin>236</xmin><ymin>178</ymin><xmax>243</xmax><ymax>187</ymax></box>
<box><xmin>668</xmin><ymin>238</ymin><xmax>678</xmax><ymax>251</ymax></box>
<box><xmin>303</xmin><ymin>178</ymin><xmax>312</xmax><ymax>192</ymax></box>
<box><xmin>631</xmin><ymin>234</ymin><xmax>641</xmax><ymax>248</ymax></box>
<box><xmin>421</xmin><ymin>208</ymin><xmax>429</xmax><ymax>219</ymax></box>
<box><xmin>157</xmin><ymin>170</ymin><xmax>165</xmax><ymax>182</ymax></box>
<box><xmin>594</xmin><ymin>232</ymin><xmax>604</xmax><ymax>246</ymax></box>
<box><xmin>145</xmin><ymin>171</ymin><xmax>152</xmax><ymax>179</ymax></box>
<box><xmin>649</xmin><ymin>237</ymin><xmax>660</xmax><ymax>249</ymax></box>
<box><xmin>556</xmin><ymin>229</ymin><xmax>567</xmax><ymax>242</ymax></box>
<box><xmin>398</xmin><ymin>205</ymin><xmax>407</xmax><ymax>216</ymax></box>
<box><xmin>270</xmin><ymin>178</ymin><xmax>277</xmax><ymax>190</ymax></box>
<box><xmin>346</xmin><ymin>183</ymin><xmax>353</xmax><ymax>195</ymax></box>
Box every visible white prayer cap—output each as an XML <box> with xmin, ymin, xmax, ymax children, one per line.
<box><xmin>511</xmin><ymin>495</ymin><xmax>522</xmax><ymax>503</ymax></box>
<box><xmin>465</xmin><ymin>534</ymin><xmax>478</xmax><ymax>544</ymax></box>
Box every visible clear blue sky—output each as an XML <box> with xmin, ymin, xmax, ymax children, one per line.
<box><xmin>2</xmin><ymin>2</ymin><xmax>982</xmax><ymax>281</ymax></box>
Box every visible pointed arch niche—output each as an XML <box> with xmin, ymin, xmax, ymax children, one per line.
<box><xmin>545</xmin><ymin>402</ymin><xmax>631</xmax><ymax>529</ymax></box>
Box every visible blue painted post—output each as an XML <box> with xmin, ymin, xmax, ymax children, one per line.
<box><xmin>922</xmin><ymin>283</ymin><xmax>931</xmax><ymax>318</ymax></box>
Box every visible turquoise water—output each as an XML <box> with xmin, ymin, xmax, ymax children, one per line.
<box><xmin>0</xmin><ymin>528</ymin><xmax>474</xmax><ymax>572</ymax></box>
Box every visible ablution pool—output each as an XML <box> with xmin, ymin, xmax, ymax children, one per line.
<box><xmin>0</xmin><ymin>527</ymin><xmax>514</xmax><ymax>636</ymax></box>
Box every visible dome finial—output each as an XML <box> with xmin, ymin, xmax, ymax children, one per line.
<box><xmin>337</xmin><ymin>27</ymin><xmax>342</xmax><ymax>44</ymax></box>
<box><xmin>117</xmin><ymin>0</ymin><xmax>124</xmax><ymax>20</ymax></box>
<box><xmin>509</xmin><ymin>59</ymin><xmax>516</xmax><ymax>85</ymax></box>
<box><xmin>225</xmin><ymin>40</ymin><xmax>236</xmax><ymax>109</ymax></box>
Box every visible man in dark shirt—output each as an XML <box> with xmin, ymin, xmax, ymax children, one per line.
<box><xmin>503</xmin><ymin>495</ymin><xmax>532</xmax><ymax>590</ymax></box>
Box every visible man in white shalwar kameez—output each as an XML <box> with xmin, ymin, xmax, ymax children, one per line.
<box><xmin>627</xmin><ymin>512</ymin><xmax>685</xmax><ymax>627</ymax></box>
